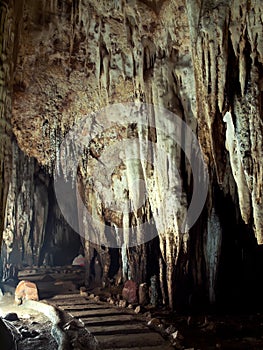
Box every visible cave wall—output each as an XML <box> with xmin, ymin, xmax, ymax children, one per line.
<box><xmin>1</xmin><ymin>142</ymin><xmax>81</xmax><ymax>273</ymax></box>
<box><xmin>1</xmin><ymin>0</ymin><xmax>263</xmax><ymax>310</ymax></box>
<box><xmin>0</xmin><ymin>0</ymin><xmax>24</xmax><ymax>248</ymax></box>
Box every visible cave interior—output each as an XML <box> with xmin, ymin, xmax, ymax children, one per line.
<box><xmin>1</xmin><ymin>0</ymin><xmax>263</xmax><ymax>349</ymax></box>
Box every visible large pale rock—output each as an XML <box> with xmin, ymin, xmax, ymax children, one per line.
<box><xmin>15</xmin><ymin>280</ymin><xmax>39</xmax><ymax>305</ymax></box>
<box><xmin>122</xmin><ymin>280</ymin><xmax>138</xmax><ymax>304</ymax></box>
<box><xmin>4</xmin><ymin>313</ymin><xmax>19</xmax><ymax>322</ymax></box>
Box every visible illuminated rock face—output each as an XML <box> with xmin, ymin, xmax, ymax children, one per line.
<box><xmin>122</xmin><ymin>280</ymin><xmax>138</xmax><ymax>304</ymax></box>
<box><xmin>15</xmin><ymin>280</ymin><xmax>39</xmax><ymax>305</ymax></box>
<box><xmin>0</xmin><ymin>0</ymin><xmax>22</xmax><ymax>246</ymax></box>
<box><xmin>1</xmin><ymin>0</ymin><xmax>263</xmax><ymax>310</ymax></box>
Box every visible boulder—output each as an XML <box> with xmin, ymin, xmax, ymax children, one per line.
<box><xmin>134</xmin><ymin>305</ymin><xmax>141</xmax><ymax>314</ymax></box>
<box><xmin>122</xmin><ymin>280</ymin><xmax>138</xmax><ymax>304</ymax></box>
<box><xmin>72</xmin><ymin>254</ymin><xmax>85</xmax><ymax>267</ymax></box>
<box><xmin>107</xmin><ymin>297</ymin><xmax>115</xmax><ymax>305</ymax></box>
<box><xmin>63</xmin><ymin>319</ymin><xmax>85</xmax><ymax>331</ymax></box>
<box><xmin>80</xmin><ymin>286</ymin><xmax>88</xmax><ymax>297</ymax></box>
<box><xmin>171</xmin><ymin>330</ymin><xmax>184</xmax><ymax>340</ymax></box>
<box><xmin>15</xmin><ymin>280</ymin><xmax>39</xmax><ymax>305</ymax></box>
<box><xmin>165</xmin><ymin>325</ymin><xmax>177</xmax><ymax>335</ymax></box>
<box><xmin>4</xmin><ymin>313</ymin><xmax>19</xmax><ymax>322</ymax></box>
<box><xmin>170</xmin><ymin>330</ymin><xmax>184</xmax><ymax>349</ymax></box>
<box><xmin>94</xmin><ymin>295</ymin><xmax>100</xmax><ymax>302</ymax></box>
<box><xmin>118</xmin><ymin>300</ymin><xmax>127</xmax><ymax>308</ymax></box>
<box><xmin>147</xmin><ymin>318</ymin><xmax>161</xmax><ymax>327</ymax></box>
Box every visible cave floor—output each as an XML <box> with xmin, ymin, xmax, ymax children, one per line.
<box><xmin>47</xmin><ymin>292</ymin><xmax>173</xmax><ymax>349</ymax></box>
<box><xmin>44</xmin><ymin>287</ymin><xmax>263</xmax><ymax>350</ymax></box>
<box><xmin>162</xmin><ymin>312</ymin><xmax>263</xmax><ymax>349</ymax></box>
<box><xmin>2</xmin><ymin>289</ymin><xmax>263</xmax><ymax>349</ymax></box>
<box><xmin>0</xmin><ymin>295</ymin><xmax>57</xmax><ymax>349</ymax></box>
<box><xmin>81</xmin><ymin>287</ymin><xmax>263</xmax><ymax>349</ymax></box>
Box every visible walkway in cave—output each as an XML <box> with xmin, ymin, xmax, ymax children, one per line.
<box><xmin>47</xmin><ymin>293</ymin><xmax>173</xmax><ymax>349</ymax></box>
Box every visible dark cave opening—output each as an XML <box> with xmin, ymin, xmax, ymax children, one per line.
<box><xmin>215</xmin><ymin>183</ymin><xmax>263</xmax><ymax>313</ymax></box>
<box><xmin>38</xmin><ymin>177</ymin><xmax>82</xmax><ymax>267</ymax></box>
<box><xmin>108</xmin><ymin>248</ymin><xmax>120</xmax><ymax>280</ymax></box>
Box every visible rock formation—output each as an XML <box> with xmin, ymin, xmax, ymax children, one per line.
<box><xmin>1</xmin><ymin>0</ymin><xmax>263</xmax><ymax>311</ymax></box>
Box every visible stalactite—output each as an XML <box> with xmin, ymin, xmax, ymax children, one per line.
<box><xmin>3</xmin><ymin>0</ymin><xmax>263</xmax><ymax>310</ymax></box>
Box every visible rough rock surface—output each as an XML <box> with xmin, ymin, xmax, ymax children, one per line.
<box><xmin>139</xmin><ymin>282</ymin><xmax>148</xmax><ymax>305</ymax></box>
<box><xmin>0</xmin><ymin>318</ymin><xmax>16</xmax><ymax>350</ymax></box>
<box><xmin>122</xmin><ymin>279</ymin><xmax>138</xmax><ymax>304</ymax></box>
<box><xmin>15</xmin><ymin>280</ymin><xmax>39</xmax><ymax>305</ymax></box>
<box><xmin>0</xmin><ymin>0</ymin><xmax>263</xmax><ymax>310</ymax></box>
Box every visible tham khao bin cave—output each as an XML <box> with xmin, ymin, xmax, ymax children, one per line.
<box><xmin>1</xmin><ymin>0</ymin><xmax>263</xmax><ymax>349</ymax></box>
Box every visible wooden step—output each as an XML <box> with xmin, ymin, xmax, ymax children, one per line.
<box><xmin>48</xmin><ymin>295</ymin><xmax>87</xmax><ymax>305</ymax></box>
<box><xmin>69</xmin><ymin>308</ymin><xmax>131</xmax><ymax>318</ymax></box>
<box><xmin>95</xmin><ymin>332</ymin><xmax>165</xmax><ymax>349</ymax></box>
<box><xmin>60</xmin><ymin>304</ymin><xmax>112</xmax><ymax>311</ymax></box>
<box><xmin>107</xmin><ymin>346</ymin><xmax>173</xmax><ymax>350</ymax></box>
<box><xmin>50</xmin><ymin>293</ymin><xmax>84</xmax><ymax>300</ymax></box>
<box><xmin>82</xmin><ymin>314</ymin><xmax>137</xmax><ymax>326</ymax></box>
<box><xmin>86</xmin><ymin>323</ymin><xmax>151</xmax><ymax>335</ymax></box>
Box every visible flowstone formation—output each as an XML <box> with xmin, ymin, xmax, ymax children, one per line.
<box><xmin>1</xmin><ymin>0</ymin><xmax>263</xmax><ymax>310</ymax></box>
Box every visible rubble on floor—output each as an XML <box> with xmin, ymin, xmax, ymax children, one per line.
<box><xmin>83</xmin><ymin>286</ymin><xmax>263</xmax><ymax>349</ymax></box>
<box><xmin>0</xmin><ymin>295</ymin><xmax>57</xmax><ymax>350</ymax></box>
